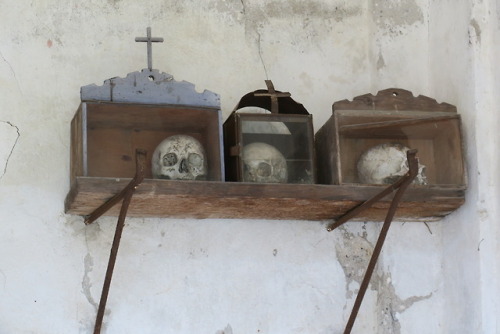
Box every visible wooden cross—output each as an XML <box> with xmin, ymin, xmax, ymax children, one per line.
<box><xmin>254</xmin><ymin>80</ymin><xmax>291</xmax><ymax>114</ymax></box>
<box><xmin>135</xmin><ymin>27</ymin><xmax>164</xmax><ymax>70</ymax></box>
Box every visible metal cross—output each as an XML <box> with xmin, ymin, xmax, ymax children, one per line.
<box><xmin>135</xmin><ymin>27</ymin><xmax>164</xmax><ymax>71</ymax></box>
<box><xmin>254</xmin><ymin>80</ymin><xmax>291</xmax><ymax>114</ymax></box>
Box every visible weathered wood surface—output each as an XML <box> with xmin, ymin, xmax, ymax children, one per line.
<box><xmin>333</xmin><ymin>88</ymin><xmax>457</xmax><ymax>112</ymax></box>
<box><xmin>81</xmin><ymin>68</ymin><xmax>220</xmax><ymax>108</ymax></box>
<box><xmin>70</xmin><ymin>105</ymin><xmax>84</xmax><ymax>181</ymax></box>
<box><xmin>338</xmin><ymin>114</ymin><xmax>460</xmax><ymax>135</ymax></box>
<box><xmin>65</xmin><ymin>177</ymin><xmax>465</xmax><ymax>222</ymax></box>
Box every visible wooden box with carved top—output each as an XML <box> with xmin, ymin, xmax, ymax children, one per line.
<box><xmin>315</xmin><ymin>88</ymin><xmax>467</xmax><ymax>189</ymax></box>
<box><xmin>69</xmin><ymin>69</ymin><xmax>224</xmax><ymax>185</ymax></box>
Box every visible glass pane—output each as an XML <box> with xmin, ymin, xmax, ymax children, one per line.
<box><xmin>240</xmin><ymin>119</ymin><xmax>314</xmax><ymax>184</ymax></box>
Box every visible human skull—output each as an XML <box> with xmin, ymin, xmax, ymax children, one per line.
<box><xmin>242</xmin><ymin>142</ymin><xmax>288</xmax><ymax>183</ymax></box>
<box><xmin>152</xmin><ymin>135</ymin><xmax>207</xmax><ymax>180</ymax></box>
<box><xmin>357</xmin><ymin>143</ymin><xmax>427</xmax><ymax>185</ymax></box>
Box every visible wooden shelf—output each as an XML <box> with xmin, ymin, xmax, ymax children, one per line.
<box><xmin>65</xmin><ymin>177</ymin><xmax>465</xmax><ymax>222</ymax></box>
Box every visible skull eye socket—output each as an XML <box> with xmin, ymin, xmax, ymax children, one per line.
<box><xmin>257</xmin><ymin>162</ymin><xmax>272</xmax><ymax>177</ymax></box>
<box><xmin>188</xmin><ymin>153</ymin><xmax>203</xmax><ymax>167</ymax></box>
<box><xmin>163</xmin><ymin>152</ymin><xmax>178</xmax><ymax>166</ymax></box>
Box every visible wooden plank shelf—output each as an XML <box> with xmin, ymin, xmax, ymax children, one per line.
<box><xmin>65</xmin><ymin>177</ymin><xmax>465</xmax><ymax>222</ymax></box>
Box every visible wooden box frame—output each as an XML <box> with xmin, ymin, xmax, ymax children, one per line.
<box><xmin>315</xmin><ymin>88</ymin><xmax>467</xmax><ymax>188</ymax></box>
<box><xmin>223</xmin><ymin>83</ymin><xmax>316</xmax><ymax>184</ymax></box>
<box><xmin>69</xmin><ymin>69</ymin><xmax>224</xmax><ymax>186</ymax></box>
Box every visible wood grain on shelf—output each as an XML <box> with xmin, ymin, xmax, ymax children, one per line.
<box><xmin>65</xmin><ymin>177</ymin><xmax>465</xmax><ymax>222</ymax></box>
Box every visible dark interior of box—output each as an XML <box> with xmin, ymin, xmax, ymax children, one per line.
<box><xmin>242</xmin><ymin>133</ymin><xmax>313</xmax><ymax>183</ymax></box>
<box><xmin>84</xmin><ymin>103</ymin><xmax>221</xmax><ymax>180</ymax></box>
<box><xmin>338</xmin><ymin>114</ymin><xmax>465</xmax><ymax>185</ymax></box>
<box><xmin>224</xmin><ymin>113</ymin><xmax>315</xmax><ymax>183</ymax></box>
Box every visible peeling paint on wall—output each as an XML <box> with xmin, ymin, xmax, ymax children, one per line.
<box><xmin>336</xmin><ymin>225</ymin><xmax>434</xmax><ymax>333</ymax></box>
<box><xmin>377</xmin><ymin>51</ymin><xmax>386</xmax><ymax>70</ymax></box>
<box><xmin>469</xmin><ymin>18</ymin><xmax>482</xmax><ymax>44</ymax></box>
<box><xmin>335</xmin><ymin>226</ymin><xmax>373</xmax><ymax>299</ymax></box>
<box><xmin>375</xmin><ymin>271</ymin><xmax>433</xmax><ymax>333</ymax></box>
<box><xmin>373</xmin><ymin>0</ymin><xmax>424</xmax><ymax>32</ymax></box>
<box><xmin>238</xmin><ymin>1</ymin><xmax>363</xmax><ymax>48</ymax></box>
<box><xmin>80</xmin><ymin>223</ymin><xmax>103</xmax><ymax>312</ymax></box>
<box><xmin>252</xmin><ymin>1</ymin><xmax>361</xmax><ymax>21</ymax></box>
<box><xmin>215</xmin><ymin>324</ymin><xmax>233</xmax><ymax>334</ymax></box>
<box><xmin>82</xmin><ymin>253</ymin><xmax>98</xmax><ymax>310</ymax></box>
<box><xmin>207</xmin><ymin>0</ymin><xmax>362</xmax><ymax>22</ymax></box>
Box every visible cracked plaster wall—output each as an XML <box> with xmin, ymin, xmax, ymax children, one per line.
<box><xmin>0</xmin><ymin>0</ymin><xmax>499</xmax><ymax>333</ymax></box>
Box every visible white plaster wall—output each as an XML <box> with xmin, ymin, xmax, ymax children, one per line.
<box><xmin>0</xmin><ymin>0</ymin><xmax>498</xmax><ymax>333</ymax></box>
<box><xmin>428</xmin><ymin>0</ymin><xmax>500</xmax><ymax>333</ymax></box>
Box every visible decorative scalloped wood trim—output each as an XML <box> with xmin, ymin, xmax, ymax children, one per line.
<box><xmin>333</xmin><ymin>88</ymin><xmax>456</xmax><ymax>112</ymax></box>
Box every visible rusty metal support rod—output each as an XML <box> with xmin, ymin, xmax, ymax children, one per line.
<box><xmin>332</xmin><ymin>150</ymin><xmax>419</xmax><ymax>334</ymax></box>
<box><xmin>91</xmin><ymin>149</ymin><xmax>147</xmax><ymax>334</ymax></box>
<box><xmin>326</xmin><ymin>171</ymin><xmax>408</xmax><ymax>232</ymax></box>
<box><xmin>93</xmin><ymin>188</ymin><xmax>134</xmax><ymax>334</ymax></box>
<box><xmin>84</xmin><ymin>149</ymin><xmax>146</xmax><ymax>224</ymax></box>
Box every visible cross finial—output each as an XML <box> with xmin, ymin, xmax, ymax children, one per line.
<box><xmin>135</xmin><ymin>27</ymin><xmax>164</xmax><ymax>71</ymax></box>
<box><xmin>254</xmin><ymin>80</ymin><xmax>291</xmax><ymax>114</ymax></box>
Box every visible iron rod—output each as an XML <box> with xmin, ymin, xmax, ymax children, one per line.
<box><xmin>326</xmin><ymin>177</ymin><xmax>406</xmax><ymax>231</ymax></box>
<box><xmin>93</xmin><ymin>189</ymin><xmax>134</xmax><ymax>334</ymax></box>
<box><xmin>84</xmin><ymin>149</ymin><xmax>147</xmax><ymax>225</ymax></box>
<box><xmin>339</xmin><ymin>150</ymin><xmax>418</xmax><ymax>334</ymax></box>
<box><xmin>90</xmin><ymin>149</ymin><xmax>147</xmax><ymax>334</ymax></box>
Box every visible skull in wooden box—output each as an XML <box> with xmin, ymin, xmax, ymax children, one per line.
<box><xmin>152</xmin><ymin>135</ymin><xmax>207</xmax><ymax>180</ymax></box>
<box><xmin>242</xmin><ymin>142</ymin><xmax>288</xmax><ymax>183</ymax></box>
<box><xmin>357</xmin><ymin>143</ymin><xmax>427</xmax><ymax>185</ymax></box>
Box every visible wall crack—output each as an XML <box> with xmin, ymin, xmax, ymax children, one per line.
<box><xmin>0</xmin><ymin>121</ymin><xmax>20</xmax><ymax>181</ymax></box>
<box><xmin>0</xmin><ymin>50</ymin><xmax>23</xmax><ymax>95</ymax></box>
<box><xmin>256</xmin><ymin>31</ymin><xmax>268</xmax><ymax>79</ymax></box>
<box><xmin>239</xmin><ymin>0</ymin><xmax>245</xmax><ymax>16</ymax></box>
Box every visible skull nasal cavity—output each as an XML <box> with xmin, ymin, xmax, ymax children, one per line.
<box><xmin>179</xmin><ymin>159</ymin><xmax>189</xmax><ymax>173</ymax></box>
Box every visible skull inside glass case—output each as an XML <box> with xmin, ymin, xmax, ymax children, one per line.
<box><xmin>224</xmin><ymin>81</ymin><xmax>316</xmax><ymax>184</ymax></box>
<box><xmin>315</xmin><ymin>88</ymin><xmax>467</xmax><ymax>188</ymax></box>
<box><xmin>69</xmin><ymin>69</ymin><xmax>224</xmax><ymax>183</ymax></box>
